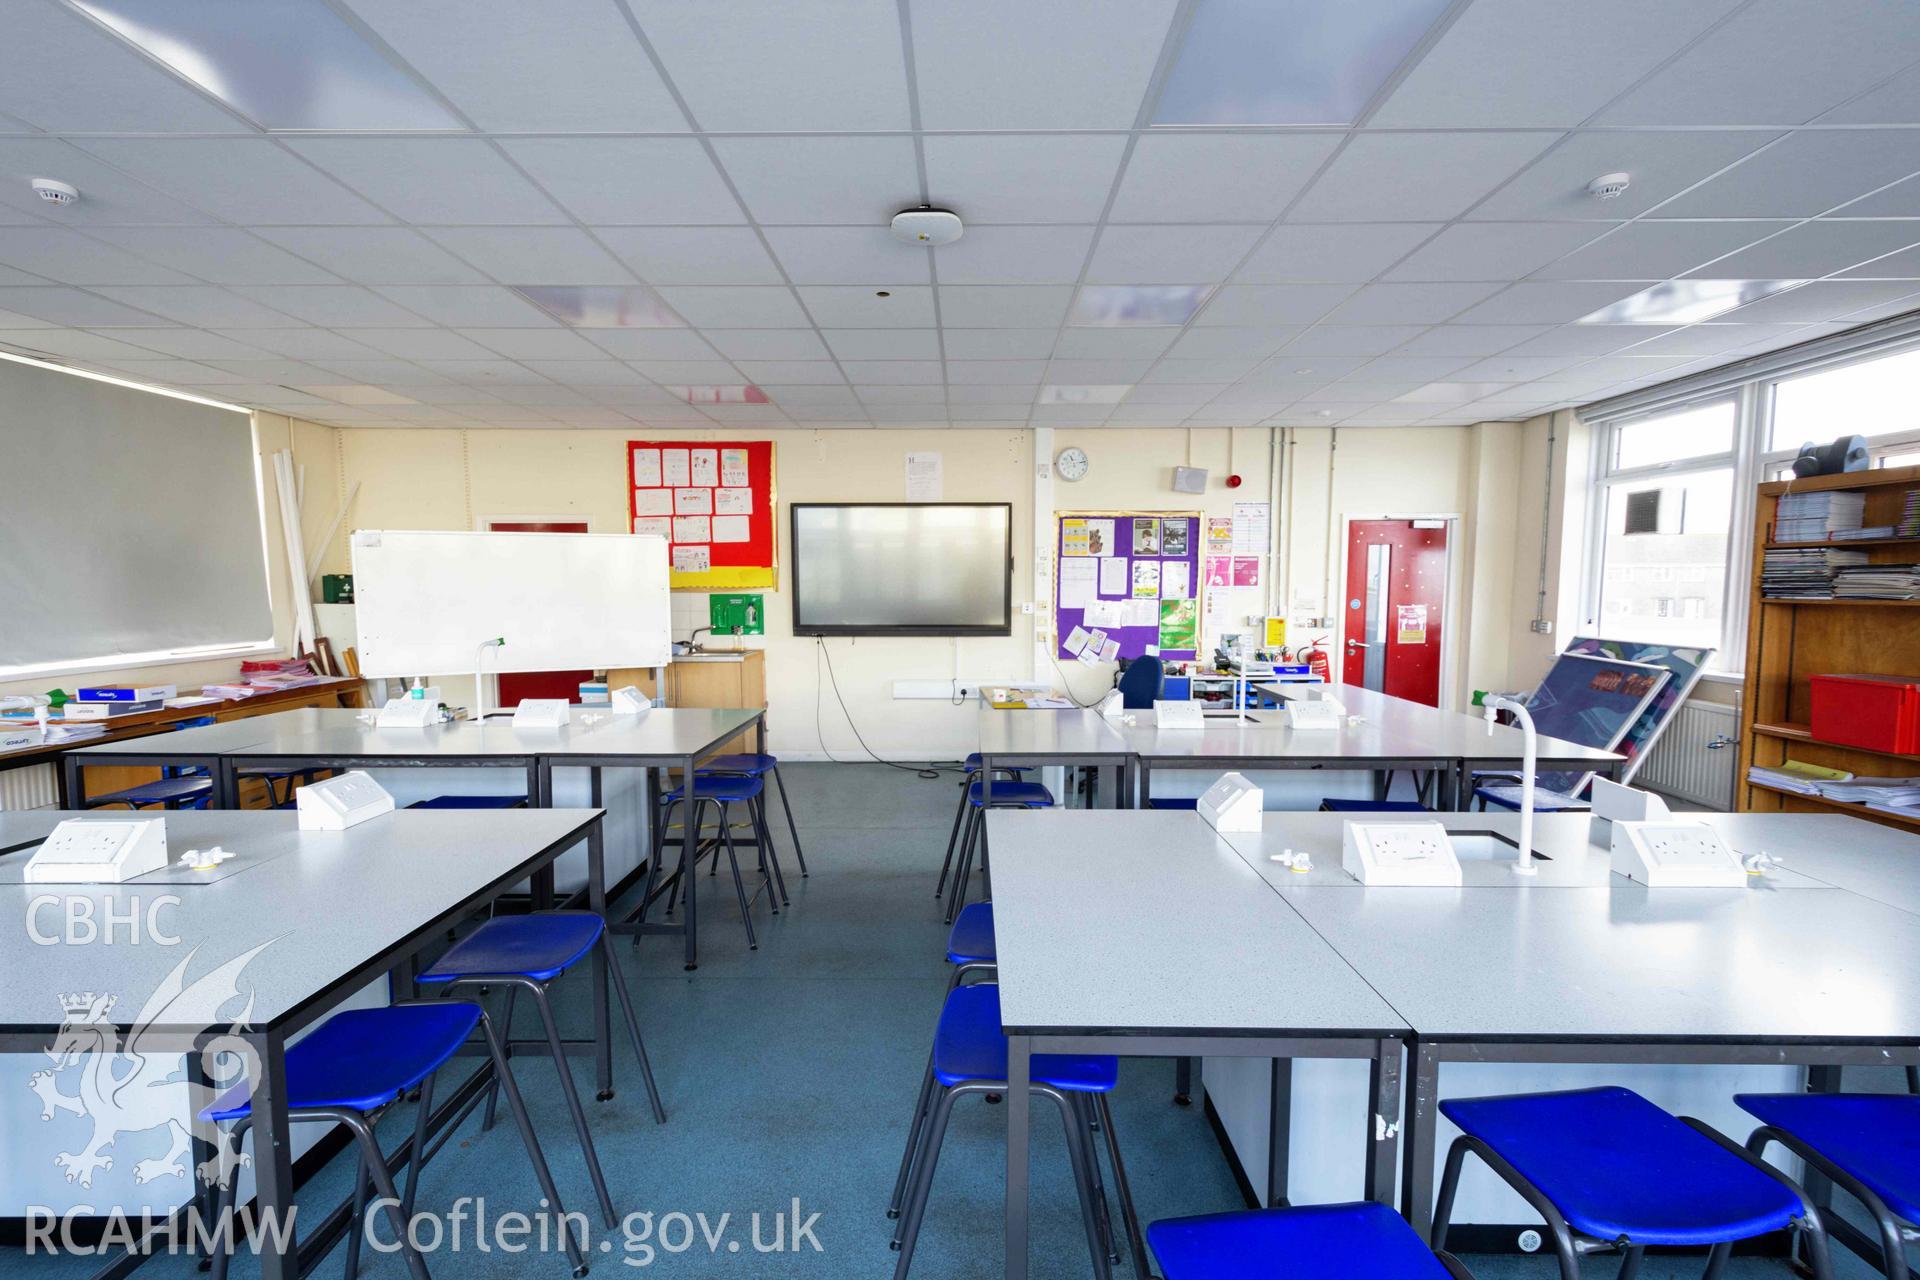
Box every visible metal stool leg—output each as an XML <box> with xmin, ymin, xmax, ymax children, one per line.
<box><xmin>891</xmin><ymin>1087</ymin><xmax>961</xmax><ymax>1278</ymax></box>
<box><xmin>342</xmin><ymin>1150</ymin><xmax>370</xmax><ymax>1279</ymax></box>
<box><xmin>719</xmin><ymin>807</ymin><xmax>758</xmax><ymax>950</ymax></box>
<box><xmin>944</xmin><ymin>807</ymin><xmax>979</xmax><ymax>927</ymax></box>
<box><xmin>934</xmin><ymin>778</ymin><xmax>970</xmax><ymax>899</ymax></box>
<box><xmin>1700</xmin><ymin>1241</ymin><xmax>1731</xmax><ymax>1280</ymax></box>
<box><xmin>481</xmin><ymin>985</ymin><xmax>518</xmax><ymax>1131</ymax></box>
<box><xmin>598</xmin><ymin>932</ymin><xmax>667</xmax><ymax>1123</ymax></box>
<box><xmin>1057</xmin><ymin>1092</ymin><xmax>1113</xmax><ymax>1280</ymax></box>
<box><xmin>207</xmin><ymin>1119</ymin><xmax>250</xmax><ymax>1280</ymax></box>
<box><xmin>888</xmin><ymin>1049</ymin><xmax>939</xmax><ymax>1222</ymax></box>
<box><xmin>1094</xmin><ymin>1091</ymin><xmax>1150</xmax><ymax>1279</ymax></box>
<box><xmin>474</xmin><ymin>1010</ymin><xmax>589</xmax><ymax>1276</ymax></box>
<box><xmin>522</xmin><ymin>980</ymin><xmax>619</xmax><ymax>1226</ymax></box>
<box><xmin>1615</xmin><ymin>1245</ymin><xmax>1643</xmax><ymax>1280</ymax></box>
<box><xmin>1072</xmin><ymin>1093</ymin><xmax>1118</xmax><ymax>1267</ymax></box>
<box><xmin>334</xmin><ymin>1111</ymin><xmax>430</xmax><ymax>1280</ymax></box>
<box><xmin>753</xmin><ymin>792</ymin><xmax>789</xmax><ymax>908</ymax></box>
<box><xmin>770</xmin><ymin>764</ymin><xmax>808</xmax><ymax>876</ymax></box>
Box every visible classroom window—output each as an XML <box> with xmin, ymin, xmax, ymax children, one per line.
<box><xmin>1594</xmin><ymin>468</ymin><xmax>1734</xmax><ymax>652</ymax></box>
<box><xmin>1612</xmin><ymin>400</ymin><xmax>1735</xmax><ymax>469</ymax></box>
<box><xmin>1768</xmin><ymin>347</ymin><xmax>1920</xmax><ymax>451</ymax></box>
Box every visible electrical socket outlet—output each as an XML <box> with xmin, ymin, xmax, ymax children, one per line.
<box><xmin>955</xmin><ymin>684</ymin><xmax>978</xmax><ymax>701</ymax></box>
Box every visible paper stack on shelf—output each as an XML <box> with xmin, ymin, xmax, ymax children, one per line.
<box><xmin>1761</xmin><ymin>546</ymin><xmax>1866</xmax><ymax>598</ymax></box>
<box><xmin>1748</xmin><ymin>760</ymin><xmax>1852</xmax><ymax>795</ymax></box>
<box><xmin>1831</xmin><ymin>562</ymin><xmax>1920</xmax><ymax>600</ymax></box>
<box><xmin>1899</xmin><ymin>489</ymin><xmax>1920</xmax><ymax>538</ymax></box>
<box><xmin>1811</xmin><ymin>776</ymin><xmax>1920</xmax><ymax>806</ymax></box>
<box><xmin>1830</xmin><ymin>525</ymin><xmax>1896</xmax><ymax>541</ymax></box>
<box><xmin>1774</xmin><ymin>490</ymin><xmax>1865</xmax><ymax>541</ymax></box>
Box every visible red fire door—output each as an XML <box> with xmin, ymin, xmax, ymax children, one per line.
<box><xmin>1341</xmin><ymin>519</ymin><xmax>1447</xmax><ymax>707</ymax></box>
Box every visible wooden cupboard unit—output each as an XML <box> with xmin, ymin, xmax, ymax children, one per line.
<box><xmin>609</xmin><ymin>649</ymin><xmax>766</xmax><ymax>757</ymax></box>
<box><xmin>1738</xmin><ymin>463</ymin><xmax>1920</xmax><ymax>831</ymax></box>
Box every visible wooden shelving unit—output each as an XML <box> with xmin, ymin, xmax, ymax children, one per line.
<box><xmin>1738</xmin><ymin>463</ymin><xmax>1920</xmax><ymax>832</ymax></box>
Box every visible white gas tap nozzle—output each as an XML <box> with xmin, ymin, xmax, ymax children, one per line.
<box><xmin>1482</xmin><ymin>695</ymin><xmax>1538</xmax><ymax>876</ymax></box>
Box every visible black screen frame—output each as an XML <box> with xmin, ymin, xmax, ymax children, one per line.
<box><xmin>789</xmin><ymin>501</ymin><xmax>1015</xmax><ymax>638</ymax></box>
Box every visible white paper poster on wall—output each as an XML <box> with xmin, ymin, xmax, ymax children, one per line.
<box><xmin>690</xmin><ymin>449</ymin><xmax>719</xmax><ymax>488</ymax></box>
<box><xmin>1099</xmin><ymin>556</ymin><xmax>1128</xmax><ymax>595</ymax></box>
<box><xmin>906</xmin><ymin>451</ymin><xmax>943</xmax><ymax>500</ymax></box>
<box><xmin>633</xmin><ymin>517</ymin><xmax>671</xmax><ymax>539</ymax></box>
<box><xmin>1160</xmin><ymin>561</ymin><xmax>1192</xmax><ymax>600</ymax></box>
<box><xmin>720</xmin><ymin>448</ymin><xmax>750</xmax><ymax>487</ymax></box>
<box><xmin>673</xmin><ymin>488</ymin><xmax>712</xmax><ymax>515</ymax></box>
<box><xmin>1232</xmin><ymin>501</ymin><xmax>1270</xmax><ymax>554</ymax></box>
<box><xmin>1060</xmin><ymin>558</ymin><xmax>1097</xmax><ymax>607</ymax></box>
<box><xmin>672</xmin><ymin>545</ymin><xmax>710</xmax><ymax>573</ymax></box>
<box><xmin>661</xmin><ymin>448</ymin><xmax>691</xmax><ymax>487</ymax></box>
<box><xmin>712</xmin><ymin>515</ymin><xmax>751</xmax><ymax>543</ymax></box>
<box><xmin>672</xmin><ymin>515</ymin><xmax>711</xmax><ymax>543</ymax></box>
<box><xmin>632</xmin><ymin>448</ymin><xmax>662</xmax><ymax>487</ymax></box>
<box><xmin>715</xmin><ymin>487</ymin><xmax>753</xmax><ymax>515</ymax></box>
<box><xmin>634</xmin><ymin>489</ymin><xmax>673</xmax><ymax>517</ymax></box>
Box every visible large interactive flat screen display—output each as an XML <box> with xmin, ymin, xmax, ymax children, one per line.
<box><xmin>791</xmin><ymin>503</ymin><xmax>1013</xmax><ymax>637</ymax></box>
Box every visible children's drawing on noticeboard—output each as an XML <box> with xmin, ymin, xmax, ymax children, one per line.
<box><xmin>1131</xmin><ymin>517</ymin><xmax>1160</xmax><ymax>555</ymax></box>
<box><xmin>1161</xmin><ymin>518</ymin><xmax>1189</xmax><ymax>557</ymax></box>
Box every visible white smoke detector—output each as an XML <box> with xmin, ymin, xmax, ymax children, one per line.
<box><xmin>890</xmin><ymin>206</ymin><xmax>964</xmax><ymax>247</ymax></box>
<box><xmin>1587</xmin><ymin>172</ymin><xmax>1631</xmax><ymax>200</ymax></box>
<box><xmin>31</xmin><ymin>178</ymin><xmax>78</xmax><ymax>208</ymax></box>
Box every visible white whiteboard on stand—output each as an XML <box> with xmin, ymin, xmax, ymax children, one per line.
<box><xmin>351</xmin><ymin>530</ymin><xmax>671</xmax><ymax>676</ymax></box>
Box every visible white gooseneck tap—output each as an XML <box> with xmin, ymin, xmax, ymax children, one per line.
<box><xmin>1482</xmin><ymin>694</ymin><xmax>1538</xmax><ymax>876</ymax></box>
<box><xmin>475</xmin><ymin>637</ymin><xmax>506</xmax><ymax>720</ymax></box>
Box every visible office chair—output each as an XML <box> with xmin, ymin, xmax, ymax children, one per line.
<box><xmin>1115</xmin><ymin>655</ymin><xmax>1164</xmax><ymax>709</ymax></box>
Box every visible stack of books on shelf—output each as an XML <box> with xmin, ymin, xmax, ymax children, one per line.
<box><xmin>1831</xmin><ymin>562</ymin><xmax>1920</xmax><ymax>600</ymax></box>
<box><xmin>1761</xmin><ymin>546</ymin><xmax>1866</xmax><ymax>598</ymax></box>
<box><xmin>1774</xmin><ymin>489</ymin><xmax>1866</xmax><ymax>541</ymax></box>
<box><xmin>1748</xmin><ymin>759</ymin><xmax>1850</xmax><ymax>794</ymax></box>
<box><xmin>1900</xmin><ymin>489</ymin><xmax>1920</xmax><ymax>538</ymax></box>
<box><xmin>1830</xmin><ymin>524</ymin><xmax>1896</xmax><ymax>541</ymax></box>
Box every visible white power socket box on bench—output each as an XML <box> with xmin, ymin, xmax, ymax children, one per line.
<box><xmin>1342</xmin><ymin>820</ymin><xmax>1463</xmax><ymax>886</ymax></box>
<box><xmin>27</xmin><ymin>818</ymin><xmax>169</xmax><ymax>884</ymax></box>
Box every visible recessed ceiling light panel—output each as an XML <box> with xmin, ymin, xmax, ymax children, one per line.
<box><xmin>1039</xmin><ymin>384</ymin><xmax>1132</xmax><ymax>404</ymax></box>
<box><xmin>1576</xmin><ymin>279</ymin><xmax>1805</xmax><ymax>325</ymax></box>
<box><xmin>667</xmin><ymin>385</ymin><xmax>769</xmax><ymax>405</ymax></box>
<box><xmin>65</xmin><ymin>0</ymin><xmax>461</xmax><ymax>130</ymax></box>
<box><xmin>1154</xmin><ymin>0</ymin><xmax>1454</xmax><ymax>125</ymax></box>
<box><xmin>513</xmin><ymin>286</ymin><xmax>685</xmax><ymax>329</ymax></box>
<box><xmin>1068</xmin><ymin>285</ymin><xmax>1214</xmax><ymax>327</ymax></box>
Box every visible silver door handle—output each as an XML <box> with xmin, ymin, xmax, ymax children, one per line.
<box><xmin>1346</xmin><ymin>640</ymin><xmax>1369</xmax><ymax>648</ymax></box>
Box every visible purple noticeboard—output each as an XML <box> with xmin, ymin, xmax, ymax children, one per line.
<box><xmin>1054</xmin><ymin>513</ymin><xmax>1201</xmax><ymax>662</ymax></box>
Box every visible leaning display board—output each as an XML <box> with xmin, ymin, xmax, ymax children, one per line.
<box><xmin>1518</xmin><ymin>651</ymin><xmax>1672</xmax><ymax>796</ymax></box>
<box><xmin>1551</xmin><ymin>637</ymin><xmax>1713</xmax><ymax>790</ymax></box>
<box><xmin>351</xmin><ymin>530</ymin><xmax>670</xmax><ymax>676</ymax></box>
<box><xmin>1054</xmin><ymin>511</ymin><xmax>1202</xmax><ymax>664</ymax></box>
<box><xmin>629</xmin><ymin>439</ymin><xmax>777</xmax><ymax>589</ymax></box>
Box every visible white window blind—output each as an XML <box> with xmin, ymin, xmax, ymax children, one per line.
<box><xmin>0</xmin><ymin>356</ymin><xmax>272</xmax><ymax>672</ymax></box>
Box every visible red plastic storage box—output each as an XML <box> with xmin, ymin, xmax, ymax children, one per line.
<box><xmin>1808</xmin><ymin>674</ymin><xmax>1920</xmax><ymax>754</ymax></box>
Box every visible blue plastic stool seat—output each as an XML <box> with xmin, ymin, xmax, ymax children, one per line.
<box><xmin>201</xmin><ymin>1003</ymin><xmax>480</xmax><ymax>1122</ymax></box>
<box><xmin>1441</xmin><ymin>1086</ymin><xmax>1806</xmax><ymax>1246</ymax></box>
<box><xmin>933</xmin><ymin>984</ymin><xmax>1115</xmax><ymax>1092</ymax></box>
<box><xmin>946</xmin><ymin>902</ymin><xmax>996</xmax><ymax>966</ymax></box>
<box><xmin>407</xmin><ymin>794</ymin><xmax>528</xmax><ymax>810</ymax></box>
<box><xmin>1736</xmin><ymin>1093</ymin><xmax>1920</xmax><ymax>1225</ymax></box>
<box><xmin>965</xmin><ymin>780</ymin><xmax>1053</xmax><ymax>808</ymax></box>
<box><xmin>417</xmin><ymin>911</ymin><xmax>603</xmax><ymax>985</ymax></box>
<box><xmin>1147</xmin><ymin>797</ymin><xmax>1198</xmax><ymax>810</ymax></box>
<box><xmin>88</xmin><ymin>775</ymin><xmax>213</xmax><ymax>808</ymax></box>
<box><xmin>662</xmin><ymin>774</ymin><xmax>764</xmax><ymax>803</ymax></box>
<box><xmin>1475</xmin><ymin>785</ymin><xmax>1587</xmax><ymax>813</ymax></box>
<box><xmin>1322</xmin><ymin>798</ymin><xmax>1429</xmax><ymax>812</ymax></box>
<box><xmin>698</xmin><ymin>753</ymin><xmax>776</xmax><ymax>776</ymax></box>
<box><xmin>1149</xmin><ymin>1201</ymin><xmax>1458</xmax><ymax>1280</ymax></box>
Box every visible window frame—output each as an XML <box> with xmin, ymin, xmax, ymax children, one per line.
<box><xmin>1579</xmin><ymin>314</ymin><xmax>1920</xmax><ymax>682</ymax></box>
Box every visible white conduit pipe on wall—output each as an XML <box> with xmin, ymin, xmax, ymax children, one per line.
<box><xmin>272</xmin><ymin>448</ymin><xmax>316</xmax><ymax>656</ymax></box>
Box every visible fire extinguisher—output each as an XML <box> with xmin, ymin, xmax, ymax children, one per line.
<box><xmin>1302</xmin><ymin>640</ymin><xmax>1331</xmax><ymax>684</ymax></box>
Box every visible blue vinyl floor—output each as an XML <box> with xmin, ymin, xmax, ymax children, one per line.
<box><xmin>7</xmin><ymin>763</ymin><xmax>1888</xmax><ymax>1278</ymax></box>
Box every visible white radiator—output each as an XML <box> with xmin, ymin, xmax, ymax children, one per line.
<box><xmin>1634</xmin><ymin>699</ymin><xmax>1739</xmax><ymax>810</ymax></box>
<box><xmin>0</xmin><ymin>764</ymin><xmax>58</xmax><ymax>811</ymax></box>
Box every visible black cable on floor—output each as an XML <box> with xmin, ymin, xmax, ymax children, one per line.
<box><xmin>815</xmin><ymin>638</ymin><xmax>958</xmax><ymax>779</ymax></box>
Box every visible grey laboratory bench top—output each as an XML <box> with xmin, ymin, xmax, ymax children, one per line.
<box><xmin>976</xmin><ymin>708</ymin><xmax>1133</xmax><ymax>760</ymax></box>
<box><xmin>1219</xmin><ymin>811</ymin><xmax>1832</xmax><ymax>891</ymax></box>
<box><xmin>0</xmin><ymin>807</ymin><xmax>599</xmax><ymax>1035</ymax></box>
<box><xmin>1250</xmin><ymin>681</ymin><xmax>1619</xmax><ymax>768</ymax></box>
<box><xmin>987</xmin><ymin>809</ymin><xmax>1406</xmax><ymax>1038</ymax></box>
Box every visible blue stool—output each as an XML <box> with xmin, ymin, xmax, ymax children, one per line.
<box><xmin>942</xmin><ymin>779</ymin><xmax>1053</xmax><ymax>926</ymax></box>
<box><xmin>416</xmin><ymin>911</ymin><xmax>665</xmax><ymax>1227</ymax></box>
<box><xmin>644</xmin><ymin>774</ymin><xmax>784</xmax><ymax>951</ymax></box>
<box><xmin>1433</xmin><ymin>1086</ymin><xmax>1832</xmax><ymax>1279</ymax></box>
<box><xmin>1321</xmin><ymin>798</ymin><xmax>1430</xmax><ymax>812</ymax></box>
<box><xmin>697</xmin><ymin>752</ymin><xmax>809</xmax><ymax>877</ymax></box>
<box><xmin>1151</xmin><ymin>1200</ymin><xmax>1475</xmax><ymax>1279</ymax></box>
<box><xmin>407</xmin><ymin>794</ymin><xmax>530</xmax><ymax>810</ymax></box>
<box><xmin>935</xmin><ymin>754</ymin><xmax>1027</xmax><ymax>901</ymax></box>
<box><xmin>1474</xmin><ymin>783</ymin><xmax>1588</xmax><ymax>813</ymax></box>
<box><xmin>944</xmin><ymin>901</ymin><xmax>995</xmax><ymax>991</ymax></box>
<box><xmin>84</xmin><ymin>772</ymin><xmax>213</xmax><ymax>810</ymax></box>
<box><xmin>887</xmin><ymin>983</ymin><xmax>1146</xmax><ymax>1280</ymax></box>
<box><xmin>203</xmin><ymin>1002</ymin><xmax>586</xmax><ymax>1280</ymax></box>
<box><xmin>1147</xmin><ymin>797</ymin><xmax>1199</xmax><ymax>810</ymax></box>
<box><xmin>1737</xmin><ymin>1092</ymin><xmax>1919</xmax><ymax>1280</ymax></box>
